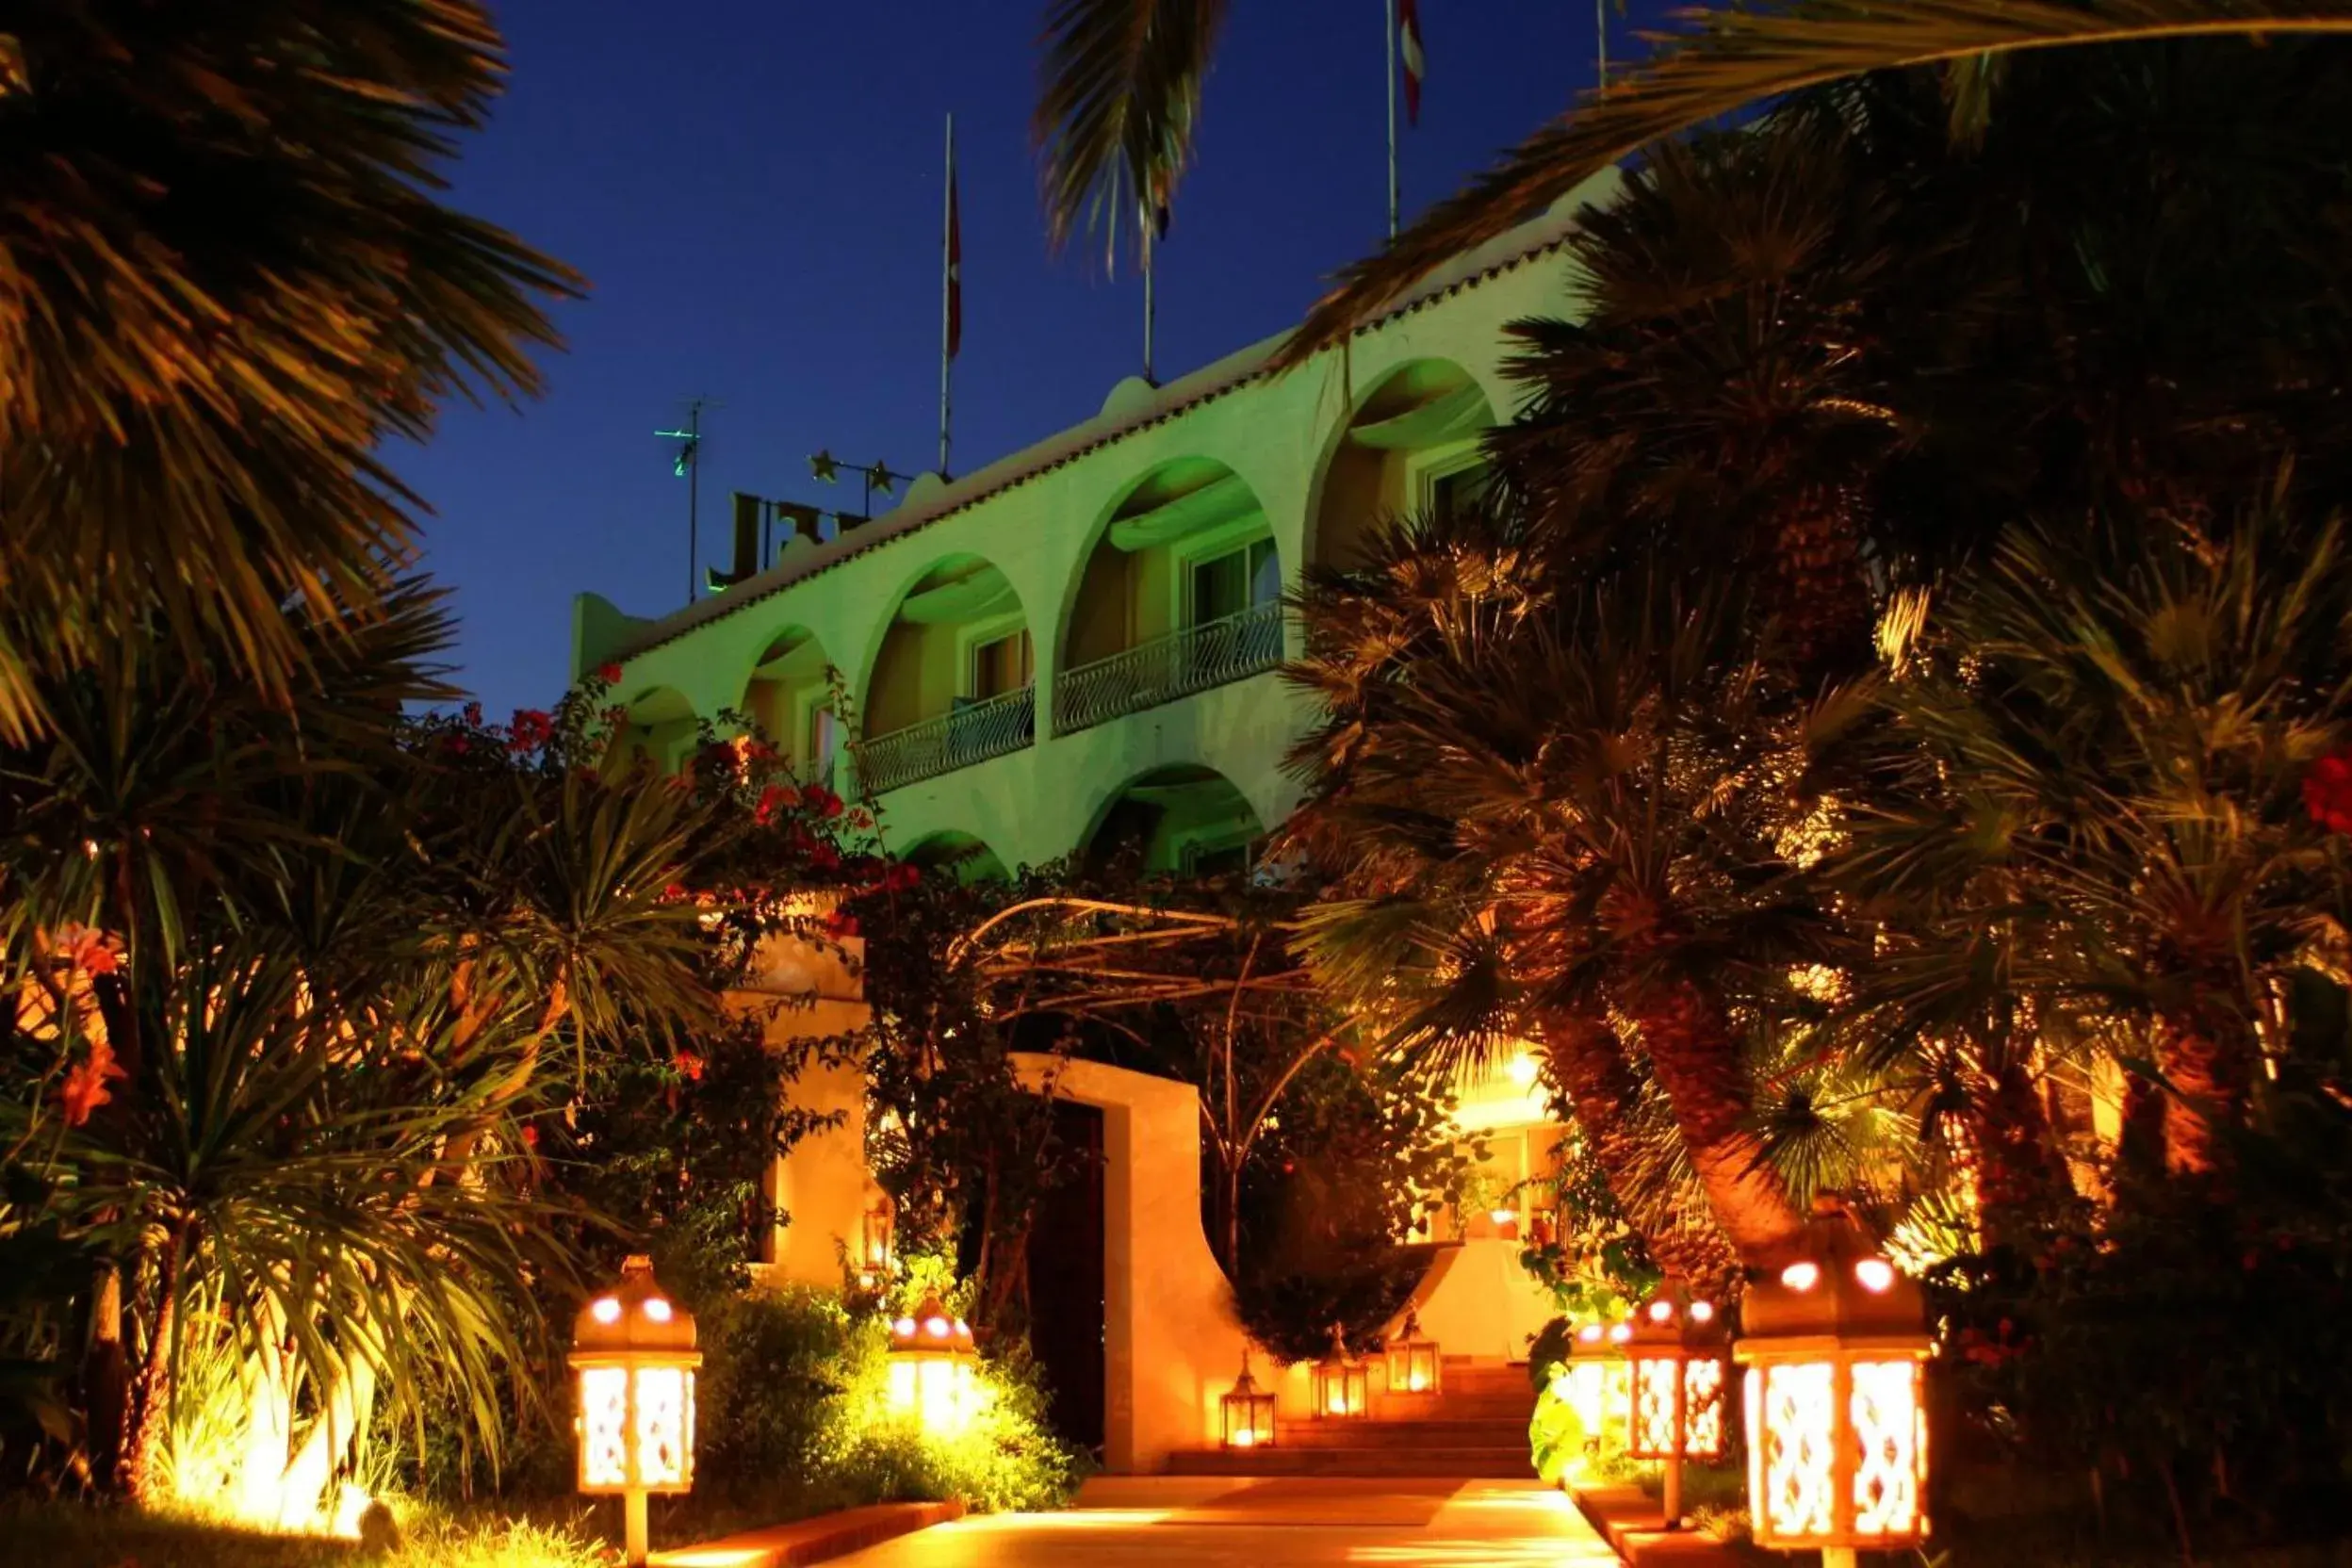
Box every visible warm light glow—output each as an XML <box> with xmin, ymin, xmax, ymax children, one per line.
<box><xmin>591</xmin><ymin>1297</ymin><xmax>622</xmax><ymax>1325</ymax></box>
<box><xmin>1632</xmin><ymin>1356</ymin><xmax>1681</xmax><ymax>1459</ymax></box>
<box><xmin>1683</xmin><ymin>1358</ymin><xmax>1725</xmax><ymax>1461</ymax></box>
<box><xmin>1507</xmin><ymin>1053</ymin><xmax>1540</xmax><ymax>1087</ymax></box>
<box><xmin>1754</xmin><ymin>1361</ymin><xmax>1838</xmax><ymax>1541</ymax></box>
<box><xmin>1851</xmin><ymin>1360</ymin><xmax>1925</xmax><ymax>1539</ymax></box>
<box><xmin>644</xmin><ymin>1298</ymin><xmax>674</xmax><ymax>1323</ymax></box>
<box><xmin>634</xmin><ymin>1365</ymin><xmax>693</xmax><ymax>1489</ymax></box>
<box><xmin>580</xmin><ymin>1366</ymin><xmax>631</xmax><ymax>1490</ymax></box>
<box><xmin>1780</xmin><ymin>1261</ymin><xmax>1821</xmax><ymax>1292</ymax></box>
<box><xmin>1489</xmin><ymin>1208</ymin><xmax>1517</xmax><ymax>1226</ymax></box>
<box><xmin>886</xmin><ymin>1350</ymin><xmax>976</xmax><ymax>1433</ymax></box>
<box><xmin>1607</xmin><ymin>1322</ymin><xmax>1631</xmax><ymax>1344</ymax></box>
<box><xmin>1576</xmin><ymin>1324</ymin><xmax>1602</xmax><ymax>1344</ymax></box>
<box><xmin>1647</xmin><ymin>1299</ymin><xmax>1674</xmax><ymax>1324</ymax></box>
<box><xmin>923</xmin><ymin>1315</ymin><xmax>952</xmax><ymax>1338</ymax></box>
<box><xmin>1230</xmin><ymin>1428</ymin><xmax>1257</xmax><ymax>1447</ymax></box>
<box><xmin>892</xmin><ymin>1316</ymin><xmax>916</xmax><ymax>1337</ymax></box>
<box><xmin>1689</xmin><ymin>1300</ymin><xmax>1715</xmax><ymax>1324</ymax></box>
<box><xmin>1854</xmin><ymin>1258</ymin><xmax>1897</xmax><ymax>1294</ymax></box>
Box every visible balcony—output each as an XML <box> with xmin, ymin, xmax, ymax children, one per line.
<box><xmin>1053</xmin><ymin>601</ymin><xmax>1283</xmax><ymax>736</ymax></box>
<box><xmin>851</xmin><ymin>685</ymin><xmax>1036</xmax><ymax>796</ymax></box>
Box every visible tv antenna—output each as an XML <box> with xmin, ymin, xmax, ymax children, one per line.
<box><xmin>655</xmin><ymin>397</ymin><xmax>723</xmax><ymax>605</ymax></box>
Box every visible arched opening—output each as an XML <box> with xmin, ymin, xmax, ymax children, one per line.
<box><xmin>739</xmin><ymin>626</ymin><xmax>841</xmax><ymax>785</ymax></box>
<box><xmin>903</xmin><ymin>829</ymin><xmax>1010</xmax><ymax>885</ymax></box>
<box><xmin>1311</xmin><ymin>358</ymin><xmax>1496</xmax><ymax>569</ymax></box>
<box><xmin>614</xmin><ymin>685</ymin><xmax>698</xmax><ymax>776</ymax></box>
<box><xmin>1056</xmin><ymin>458</ymin><xmax>1282</xmax><ymax>736</ymax></box>
<box><xmin>858</xmin><ymin>554</ymin><xmax>1035</xmax><ymax>795</ymax></box>
<box><xmin>1080</xmin><ymin>764</ymin><xmax>1266</xmax><ymax>878</ymax></box>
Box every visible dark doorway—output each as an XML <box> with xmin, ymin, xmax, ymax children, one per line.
<box><xmin>1025</xmin><ymin>1100</ymin><xmax>1106</xmax><ymax>1456</ymax></box>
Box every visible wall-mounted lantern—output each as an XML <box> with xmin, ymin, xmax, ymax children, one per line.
<box><xmin>1625</xmin><ymin>1282</ymin><xmax>1729</xmax><ymax>1527</ymax></box>
<box><xmin>1220</xmin><ymin>1349</ymin><xmax>1278</xmax><ymax>1448</ymax></box>
<box><xmin>887</xmin><ymin>1293</ymin><xmax>977</xmax><ymax>1433</ymax></box>
<box><xmin>1312</xmin><ymin>1330</ymin><xmax>1370</xmax><ymax>1419</ymax></box>
<box><xmin>1735</xmin><ymin>1198</ymin><xmax>1933</xmax><ymax>1566</ymax></box>
<box><xmin>1385</xmin><ymin>1310</ymin><xmax>1441</xmax><ymax>1396</ymax></box>
<box><xmin>859</xmin><ymin>1198</ymin><xmax>895</xmax><ymax>1287</ymax></box>
<box><xmin>570</xmin><ymin>1256</ymin><xmax>700</xmax><ymax>1568</ymax></box>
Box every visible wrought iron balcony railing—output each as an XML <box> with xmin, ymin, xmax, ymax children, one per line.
<box><xmin>851</xmin><ymin>685</ymin><xmax>1035</xmax><ymax>796</ymax></box>
<box><xmin>1054</xmin><ymin>600</ymin><xmax>1283</xmax><ymax>736</ymax></box>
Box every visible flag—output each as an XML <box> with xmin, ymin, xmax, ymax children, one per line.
<box><xmin>1149</xmin><ymin>167</ymin><xmax>1171</xmax><ymax>241</ymax></box>
<box><xmin>1398</xmin><ymin>0</ymin><xmax>1425</xmax><ymax>127</ymax></box>
<box><xmin>945</xmin><ymin>161</ymin><xmax>962</xmax><ymax>360</ymax></box>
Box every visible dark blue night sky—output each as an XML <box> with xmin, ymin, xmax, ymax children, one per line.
<box><xmin>403</xmin><ymin>0</ymin><xmax>1683</xmax><ymax>718</ymax></box>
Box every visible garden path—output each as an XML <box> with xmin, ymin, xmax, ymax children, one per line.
<box><xmin>818</xmin><ymin>1477</ymin><xmax>1616</xmax><ymax>1567</ymax></box>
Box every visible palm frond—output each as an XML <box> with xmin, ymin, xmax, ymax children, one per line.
<box><xmin>1033</xmin><ymin>0</ymin><xmax>1229</xmax><ymax>270</ymax></box>
<box><xmin>1279</xmin><ymin>0</ymin><xmax>2352</xmax><ymax>366</ymax></box>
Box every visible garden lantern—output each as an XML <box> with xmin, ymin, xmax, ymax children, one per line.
<box><xmin>570</xmin><ymin>1255</ymin><xmax>700</xmax><ymax>1568</ymax></box>
<box><xmin>1563</xmin><ymin>1317</ymin><xmax>1631</xmax><ymax>1449</ymax></box>
<box><xmin>1312</xmin><ymin>1330</ymin><xmax>1371</xmax><ymax>1419</ymax></box>
<box><xmin>887</xmin><ymin>1293</ymin><xmax>977</xmax><ymax>1433</ymax></box>
<box><xmin>859</xmin><ymin>1198</ymin><xmax>895</xmax><ymax>1285</ymax></box>
<box><xmin>1385</xmin><ymin>1309</ymin><xmax>1441</xmax><ymax>1395</ymax></box>
<box><xmin>1625</xmin><ymin>1282</ymin><xmax>1729</xmax><ymax>1527</ymax></box>
<box><xmin>1219</xmin><ymin>1349</ymin><xmax>1278</xmax><ymax>1448</ymax></box>
<box><xmin>1735</xmin><ymin>1197</ymin><xmax>1933</xmax><ymax>1567</ymax></box>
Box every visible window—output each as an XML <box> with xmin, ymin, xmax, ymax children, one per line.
<box><xmin>807</xmin><ymin>706</ymin><xmax>839</xmax><ymax>781</ymax></box>
<box><xmin>1183</xmin><ymin>832</ymin><xmax>1261</xmax><ymax>878</ymax></box>
<box><xmin>1430</xmin><ymin>460</ymin><xmax>1495</xmax><ymax>517</ymax></box>
<box><xmin>971</xmin><ymin>629</ymin><xmax>1033</xmax><ymax>700</ymax></box>
<box><xmin>1189</xmin><ymin>537</ymin><xmax>1279</xmax><ymax>627</ymax></box>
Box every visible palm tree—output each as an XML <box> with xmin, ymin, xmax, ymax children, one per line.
<box><xmin>0</xmin><ymin>2</ymin><xmax>577</xmax><ymax>746</ymax></box>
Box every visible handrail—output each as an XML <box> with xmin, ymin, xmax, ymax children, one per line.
<box><xmin>1054</xmin><ymin>601</ymin><xmax>1283</xmax><ymax>736</ymax></box>
<box><xmin>851</xmin><ymin>685</ymin><xmax>1036</xmax><ymax>795</ymax></box>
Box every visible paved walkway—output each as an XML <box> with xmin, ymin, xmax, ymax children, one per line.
<box><xmin>821</xmin><ymin>1477</ymin><xmax>1619</xmax><ymax>1568</ymax></box>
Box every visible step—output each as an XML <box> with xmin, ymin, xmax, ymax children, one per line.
<box><xmin>1167</xmin><ymin>1446</ymin><xmax>1539</xmax><ymax>1478</ymax></box>
<box><xmin>1274</xmin><ymin>1418</ymin><xmax>1534</xmax><ymax>1448</ymax></box>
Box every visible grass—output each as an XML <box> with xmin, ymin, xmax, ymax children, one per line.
<box><xmin>1</xmin><ymin>1496</ymin><xmax>612</xmax><ymax>1568</ymax></box>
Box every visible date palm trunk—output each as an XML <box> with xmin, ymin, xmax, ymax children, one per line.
<box><xmin>1967</xmin><ymin>1051</ymin><xmax>2074</xmax><ymax>1249</ymax></box>
<box><xmin>1537</xmin><ymin>1009</ymin><xmax>1741</xmax><ymax>1301</ymax></box>
<box><xmin>1623</xmin><ymin>977</ymin><xmax>1805</xmax><ymax>1267</ymax></box>
<box><xmin>2153</xmin><ymin>1000</ymin><xmax>2254</xmax><ymax>1178</ymax></box>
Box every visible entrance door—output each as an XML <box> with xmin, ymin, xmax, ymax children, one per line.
<box><xmin>1025</xmin><ymin>1100</ymin><xmax>1106</xmax><ymax>1456</ymax></box>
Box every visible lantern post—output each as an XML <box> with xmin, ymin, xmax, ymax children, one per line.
<box><xmin>1624</xmin><ymin>1282</ymin><xmax>1728</xmax><ymax>1528</ymax></box>
<box><xmin>570</xmin><ymin>1256</ymin><xmax>701</xmax><ymax>1568</ymax></box>
<box><xmin>1311</xmin><ymin>1328</ymin><xmax>1371</xmax><ymax>1419</ymax></box>
<box><xmin>1219</xmin><ymin>1348</ymin><xmax>1278</xmax><ymax>1448</ymax></box>
<box><xmin>1735</xmin><ymin>1197</ymin><xmax>1934</xmax><ymax>1568</ymax></box>
<box><xmin>1385</xmin><ymin>1309</ymin><xmax>1441</xmax><ymax>1396</ymax></box>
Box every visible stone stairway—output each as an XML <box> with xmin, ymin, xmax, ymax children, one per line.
<box><xmin>1167</xmin><ymin>1358</ymin><xmax>1539</xmax><ymax>1478</ymax></box>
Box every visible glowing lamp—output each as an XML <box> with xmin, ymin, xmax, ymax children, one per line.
<box><xmin>1219</xmin><ymin>1350</ymin><xmax>1278</xmax><ymax>1448</ymax></box>
<box><xmin>1734</xmin><ymin>1198</ymin><xmax>1933</xmax><ymax>1565</ymax></box>
<box><xmin>569</xmin><ymin>1256</ymin><xmax>700</xmax><ymax>1567</ymax></box>
<box><xmin>859</xmin><ymin>1199</ymin><xmax>895</xmax><ymax>1286</ymax></box>
<box><xmin>1385</xmin><ymin>1310</ymin><xmax>1441</xmax><ymax>1396</ymax></box>
<box><xmin>1563</xmin><ymin>1318</ymin><xmax>1629</xmax><ymax>1449</ymax></box>
<box><xmin>1625</xmin><ymin>1282</ymin><xmax>1730</xmax><ymax>1528</ymax></box>
<box><xmin>886</xmin><ymin>1293</ymin><xmax>977</xmax><ymax>1433</ymax></box>
<box><xmin>1312</xmin><ymin>1331</ymin><xmax>1370</xmax><ymax>1419</ymax></box>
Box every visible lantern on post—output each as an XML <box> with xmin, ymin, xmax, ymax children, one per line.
<box><xmin>1219</xmin><ymin>1349</ymin><xmax>1278</xmax><ymax>1448</ymax></box>
<box><xmin>1312</xmin><ymin>1329</ymin><xmax>1370</xmax><ymax>1419</ymax></box>
<box><xmin>887</xmin><ymin>1294</ymin><xmax>977</xmax><ymax>1433</ymax></box>
<box><xmin>570</xmin><ymin>1256</ymin><xmax>700</xmax><ymax>1568</ymax></box>
<box><xmin>1735</xmin><ymin>1197</ymin><xmax>1934</xmax><ymax>1566</ymax></box>
<box><xmin>858</xmin><ymin>1198</ymin><xmax>895</xmax><ymax>1285</ymax></box>
<box><xmin>1625</xmin><ymin>1282</ymin><xmax>1729</xmax><ymax>1527</ymax></box>
<box><xmin>1385</xmin><ymin>1310</ymin><xmax>1441</xmax><ymax>1396</ymax></box>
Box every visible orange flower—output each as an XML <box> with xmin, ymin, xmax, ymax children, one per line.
<box><xmin>58</xmin><ymin>1038</ymin><xmax>125</xmax><ymax>1126</ymax></box>
<box><xmin>53</xmin><ymin>924</ymin><xmax>121</xmax><ymax>977</ymax></box>
<box><xmin>676</xmin><ymin>1052</ymin><xmax>707</xmax><ymax>1082</ymax></box>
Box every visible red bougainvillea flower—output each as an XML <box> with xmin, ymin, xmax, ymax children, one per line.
<box><xmin>2305</xmin><ymin>750</ymin><xmax>2352</xmax><ymax>834</ymax></box>
<box><xmin>601</xmin><ymin>705</ymin><xmax>629</xmax><ymax>730</ymax></box>
<box><xmin>846</xmin><ymin>807</ymin><xmax>874</xmax><ymax>831</ymax></box>
<box><xmin>824</xmin><ymin>908</ymin><xmax>861</xmax><ymax>939</ymax></box>
<box><xmin>806</xmin><ymin>786</ymin><xmax>844</xmax><ymax>820</ymax></box>
<box><xmin>676</xmin><ymin>1052</ymin><xmax>707</xmax><ymax>1082</ymax></box>
<box><xmin>596</xmin><ymin>662</ymin><xmax>624</xmax><ymax>685</ymax></box>
<box><xmin>810</xmin><ymin>843</ymin><xmax>841</xmax><ymax>872</ymax></box>
<box><xmin>53</xmin><ymin>924</ymin><xmax>121</xmax><ymax>977</ymax></box>
<box><xmin>658</xmin><ymin>882</ymin><xmax>689</xmax><ymax>904</ymax></box>
<box><xmin>886</xmin><ymin>862</ymin><xmax>923</xmax><ymax>892</ymax></box>
<box><xmin>520</xmin><ymin>1124</ymin><xmax>540</xmax><ymax>1149</ymax></box>
<box><xmin>58</xmin><ymin>1039</ymin><xmax>126</xmax><ymax>1127</ymax></box>
<box><xmin>754</xmin><ymin>784</ymin><xmax>800</xmax><ymax>825</ymax></box>
<box><xmin>508</xmin><ymin>709</ymin><xmax>555</xmax><ymax>753</ymax></box>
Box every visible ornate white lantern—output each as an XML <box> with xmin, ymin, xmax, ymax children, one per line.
<box><xmin>570</xmin><ymin>1256</ymin><xmax>701</xmax><ymax>1567</ymax></box>
<box><xmin>1735</xmin><ymin>1199</ymin><xmax>1934</xmax><ymax>1564</ymax></box>
<box><xmin>887</xmin><ymin>1293</ymin><xmax>977</xmax><ymax>1433</ymax></box>
<box><xmin>1625</xmin><ymin>1282</ymin><xmax>1729</xmax><ymax>1527</ymax></box>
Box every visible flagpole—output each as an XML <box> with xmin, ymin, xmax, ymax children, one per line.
<box><xmin>1384</xmin><ymin>0</ymin><xmax>1399</xmax><ymax>240</ymax></box>
<box><xmin>1596</xmin><ymin>0</ymin><xmax>1609</xmax><ymax>83</ymax></box>
<box><xmin>939</xmin><ymin>112</ymin><xmax>955</xmax><ymax>478</ymax></box>
<box><xmin>1142</xmin><ymin>205</ymin><xmax>1156</xmax><ymax>384</ymax></box>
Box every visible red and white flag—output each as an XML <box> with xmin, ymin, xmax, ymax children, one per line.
<box><xmin>1398</xmin><ymin>0</ymin><xmax>1425</xmax><ymax>126</ymax></box>
<box><xmin>945</xmin><ymin>159</ymin><xmax>962</xmax><ymax>361</ymax></box>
